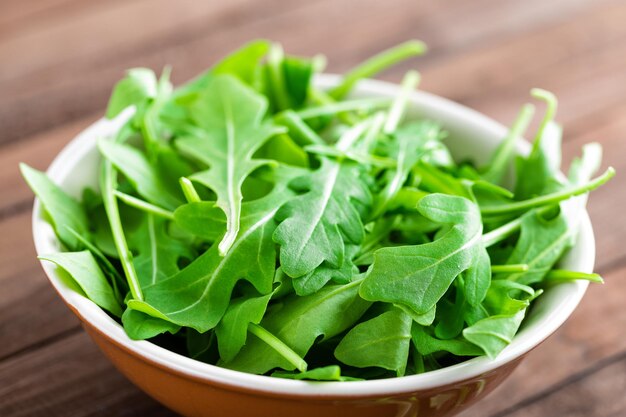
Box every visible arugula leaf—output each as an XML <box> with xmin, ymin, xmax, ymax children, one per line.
<box><xmin>106</xmin><ymin>68</ymin><xmax>157</xmax><ymax>119</ymax></box>
<box><xmin>272</xmin><ymin>365</ymin><xmax>343</xmax><ymax>381</ymax></box>
<box><xmin>503</xmin><ymin>210</ymin><xmax>570</xmax><ymax>285</ymax></box>
<box><xmin>330</xmin><ymin>40</ymin><xmax>427</xmax><ymax>99</ymax></box>
<box><xmin>98</xmin><ymin>139</ymin><xmax>182</xmax><ymax>210</ymax></box>
<box><xmin>360</xmin><ymin>194</ymin><xmax>483</xmax><ymax>315</ymax></box>
<box><xmin>464</xmin><ymin>246</ymin><xmax>491</xmax><ymax>306</ymax></box>
<box><xmin>292</xmin><ymin>246</ymin><xmax>358</xmax><ymax>296</ymax></box>
<box><xmin>371</xmin><ymin>121</ymin><xmax>441</xmax><ymax>219</ymax></box>
<box><xmin>177</xmin><ymin>75</ymin><xmax>282</xmax><ymax>255</ymax></box>
<box><xmin>39</xmin><ymin>251</ymin><xmax>122</xmax><ymax>317</ymax></box>
<box><xmin>128</xmin><ymin>175</ymin><xmax>296</xmax><ymax>332</ymax></box>
<box><xmin>215</xmin><ymin>293</ymin><xmax>272</xmax><ymax>362</ymax></box>
<box><xmin>463</xmin><ymin>310</ymin><xmax>526</xmax><ymax>358</ymax></box>
<box><xmin>128</xmin><ymin>214</ymin><xmax>193</xmax><ymax>287</ymax></box>
<box><xmin>482</xmin><ymin>104</ymin><xmax>534</xmax><ymax>185</ymax></box>
<box><xmin>222</xmin><ymin>280</ymin><xmax>371</xmax><ymax>374</ymax></box>
<box><xmin>335</xmin><ymin>307</ymin><xmax>413</xmax><ymax>376</ymax></box>
<box><xmin>122</xmin><ymin>308</ymin><xmax>180</xmax><ymax>340</ymax></box>
<box><xmin>213</xmin><ymin>40</ymin><xmax>270</xmax><ymax>86</ymax></box>
<box><xmin>20</xmin><ymin>164</ymin><xmax>89</xmax><ymax>251</ymax></box>
<box><xmin>174</xmin><ymin>202</ymin><xmax>226</xmax><ymax>242</ymax></box>
<box><xmin>273</xmin><ymin>159</ymin><xmax>371</xmax><ymax>278</ymax></box>
<box><xmin>514</xmin><ymin>89</ymin><xmax>565</xmax><ymax>199</ymax></box>
<box><xmin>412</xmin><ymin>325</ymin><xmax>483</xmax><ymax>357</ymax></box>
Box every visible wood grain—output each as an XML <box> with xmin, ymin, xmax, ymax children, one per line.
<box><xmin>500</xmin><ymin>353</ymin><xmax>626</xmax><ymax>417</ymax></box>
<box><xmin>0</xmin><ymin>211</ymin><xmax>79</xmax><ymax>360</ymax></box>
<box><xmin>0</xmin><ymin>0</ymin><xmax>612</xmax><ymax>144</ymax></box>
<box><xmin>0</xmin><ymin>331</ymin><xmax>177</xmax><ymax>417</ymax></box>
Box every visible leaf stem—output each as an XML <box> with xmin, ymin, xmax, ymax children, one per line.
<box><xmin>544</xmin><ymin>269</ymin><xmax>603</xmax><ymax>283</ymax></box>
<box><xmin>267</xmin><ymin>43</ymin><xmax>291</xmax><ymax>111</ymax></box>
<box><xmin>384</xmin><ymin>70</ymin><xmax>420</xmax><ymax>134</ymax></box>
<box><xmin>335</xmin><ymin>119</ymin><xmax>371</xmax><ymax>152</ymax></box>
<box><xmin>248</xmin><ymin>323</ymin><xmax>308</xmax><ymax>372</ymax></box>
<box><xmin>179</xmin><ymin>177</ymin><xmax>201</xmax><ymax>203</ymax></box>
<box><xmin>481</xmin><ymin>167</ymin><xmax>615</xmax><ymax>216</ymax></box>
<box><xmin>359</xmin><ymin>111</ymin><xmax>386</xmax><ymax>152</ymax></box>
<box><xmin>483</xmin><ymin>104</ymin><xmax>535</xmax><ymax>184</ymax></box>
<box><xmin>101</xmin><ymin>158</ymin><xmax>143</xmax><ymax>301</ymax></box>
<box><xmin>275</xmin><ymin>110</ymin><xmax>326</xmax><ymax>146</ymax></box>
<box><xmin>330</xmin><ymin>40</ymin><xmax>427</xmax><ymax>99</ymax></box>
<box><xmin>491</xmin><ymin>264</ymin><xmax>529</xmax><ymax>273</ymax></box>
<box><xmin>297</xmin><ymin>98</ymin><xmax>390</xmax><ymax>120</ymax></box>
<box><xmin>482</xmin><ymin>217</ymin><xmax>523</xmax><ymax>248</ymax></box>
<box><xmin>530</xmin><ymin>88</ymin><xmax>558</xmax><ymax>148</ymax></box>
<box><xmin>114</xmin><ymin>190</ymin><xmax>175</xmax><ymax>220</ymax></box>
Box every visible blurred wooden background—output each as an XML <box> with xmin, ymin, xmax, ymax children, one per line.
<box><xmin>1</xmin><ymin>0</ymin><xmax>625</xmax><ymax>416</ymax></box>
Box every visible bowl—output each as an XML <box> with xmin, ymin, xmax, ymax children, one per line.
<box><xmin>32</xmin><ymin>75</ymin><xmax>595</xmax><ymax>417</ymax></box>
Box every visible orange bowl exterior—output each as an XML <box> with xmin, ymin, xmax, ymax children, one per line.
<box><xmin>80</xmin><ymin>317</ymin><xmax>524</xmax><ymax>417</ymax></box>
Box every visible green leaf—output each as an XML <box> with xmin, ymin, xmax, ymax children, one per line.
<box><xmin>215</xmin><ymin>293</ymin><xmax>272</xmax><ymax>362</ymax></box>
<box><xmin>273</xmin><ymin>159</ymin><xmax>371</xmax><ymax>278</ymax></box>
<box><xmin>178</xmin><ymin>75</ymin><xmax>282</xmax><ymax>255</ymax></box>
<box><xmin>122</xmin><ymin>308</ymin><xmax>180</xmax><ymax>340</ymax></box>
<box><xmin>463</xmin><ymin>310</ymin><xmax>526</xmax><ymax>358</ymax></box>
<box><xmin>255</xmin><ymin>133</ymin><xmax>309</xmax><ymax>168</ymax></box>
<box><xmin>213</xmin><ymin>40</ymin><xmax>270</xmax><ymax>86</ymax></box>
<box><xmin>128</xmin><ymin>214</ymin><xmax>193</xmax><ymax>287</ymax></box>
<box><xmin>335</xmin><ymin>307</ymin><xmax>412</xmax><ymax>376</ymax></box>
<box><xmin>292</xmin><ymin>259</ymin><xmax>356</xmax><ymax>296</ymax></box>
<box><xmin>282</xmin><ymin>55</ymin><xmax>315</xmax><ymax>108</ymax></box>
<box><xmin>482</xmin><ymin>103</ymin><xmax>534</xmax><ymax>185</ymax></box>
<box><xmin>464</xmin><ymin>245</ymin><xmax>491</xmax><ymax>306</ymax></box>
<box><xmin>482</xmin><ymin>280</ymin><xmax>535</xmax><ymax>315</ymax></box>
<box><xmin>514</xmin><ymin>90</ymin><xmax>565</xmax><ymax>199</ymax></box>
<box><xmin>174</xmin><ymin>202</ymin><xmax>226</xmax><ymax>242</ymax></box>
<box><xmin>129</xmin><ymin>179</ymin><xmax>296</xmax><ymax>332</ymax></box>
<box><xmin>97</xmin><ymin>139</ymin><xmax>182</xmax><ymax>210</ymax></box>
<box><xmin>20</xmin><ymin>164</ymin><xmax>89</xmax><ymax>251</ymax></box>
<box><xmin>434</xmin><ymin>286</ymin><xmax>466</xmax><ymax>339</ymax></box>
<box><xmin>106</xmin><ymin>68</ymin><xmax>157</xmax><ymax>119</ymax></box>
<box><xmin>412</xmin><ymin>325</ymin><xmax>482</xmax><ymax>357</ymax></box>
<box><xmin>272</xmin><ymin>365</ymin><xmax>343</xmax><ymax>381</ymax></box>
<box><xmin>360</xmin><ymin>194</ymin><xmax>483</xmax><ymax>315</ymax></box>
<box><xmin>222</xmin><ymin>280</ymin><xmax>371</xmax><ymax>374</ymax></box>
<box><xmin>504</xmin><ymin>210</ymin><xmax>570</xmax><ymax>285</ymax></box>
<box><xmin>371</xmin><ymin>121</ymin><xmax>441</xmax><ymax>218</ymax></box>
<box><xmin>329</xmin><ymin>40</ymin><xmax>427</xmax><ymax>99</ymax></box>
<box><xmin>39</xmin><ymin>251</ymin><xmax>122</xmax><ymax>317</ymax></box>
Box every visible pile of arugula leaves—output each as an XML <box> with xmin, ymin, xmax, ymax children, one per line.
<box><xmin>22</xmin><ymin>40</ymin><xmax>614</xmax><ymax>381</ymax></box>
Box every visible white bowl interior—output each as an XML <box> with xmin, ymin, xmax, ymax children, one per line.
<box><xmin>33</xmin><ymin>75</ymin><xmax>593</xmax><ymax>396</ymax></box>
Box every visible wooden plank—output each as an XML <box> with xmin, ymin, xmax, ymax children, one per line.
<box><xmin>0</xmin><ymin>211</ymin><xmax>80</xmax><ymax>360</ymax></box>
<box><xmin>0</xmin><ymin>331</ymin><xmax>177</xmax><ymax>417</ymax></box>
<box><xmin>0</xmin><ymin>0</ymin><xmax>287</xmax><ymax>86</ymax></box>
<box><xmin>0</xmin><ymin>115</ymin><xmax>95</xmax><ymax>217</ymax></box>
<box><xmin>0</xmin><ymin>0</ymin><xmax>82</xmax><ymax>30</ymax></box>
<box><xmin>563</xmin><ymin>103</ymin><xmax>626</xmax><ymax>271</ymax></box>
<box><xmin>0</xmin><ymin>0</ymin><xmax>610</xmax><ymax>144</ymax></box>
<box><xmin>425</xmin><ymin>0</ymin><xmax>626</xmax><ymax>126</ymax></box>
<box><xmin>458</xmin><ymin>263</ymin><xmax>626</xmax><ymax>416</ymax></box>
<box><xmin>500</xmin><ymin>353</ymin><xmax>626</xmax><ymax>417</ymax></box>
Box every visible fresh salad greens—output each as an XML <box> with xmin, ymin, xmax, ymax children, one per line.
<box><xmin>22</xmin><ymin>40</ymin><xmax>614</xmax><ymax>381</ymax></box>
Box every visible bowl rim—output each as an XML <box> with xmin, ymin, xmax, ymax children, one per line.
<box><xmin>32</xmin><ymin>74</ymin><xmax>593</xmax><ymax>397</ymax></box>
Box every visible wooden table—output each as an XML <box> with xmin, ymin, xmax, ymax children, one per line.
<box><xmin>1</xmin><ymin>1</ymin><xmax>625</xmax><ymax>415</ymax></box>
